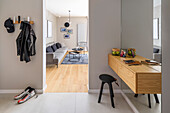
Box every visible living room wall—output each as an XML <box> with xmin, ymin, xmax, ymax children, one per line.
<box><xmin>154</xmin><ymin>5</ymin><xmax>161</xmax><ymax>47</ymax></box>
<box><xmin>46</xmin><ymin>10</ymin><xmax>57</xmax><ymax>44</ymax></box>
<box><xmin>57</xmin><ymin>17</ymin><xmax>88</xmax><ymax>49</ymax></box>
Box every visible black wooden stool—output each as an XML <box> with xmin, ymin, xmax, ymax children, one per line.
<box><xmin>134</xmin><ymin>94</ymin><xmax>159</xmax><ymax>108</ymax></box>
<box><xmin>98</xmin><ymin>74</ymin><xmax>118</xmax><ymax>108</ymax></box>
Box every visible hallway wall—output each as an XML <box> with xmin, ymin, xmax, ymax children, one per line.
<box><xmin>162</xmin><ymin>0</ymin><xmax>170</xmax><ymax>112</ymax></box>
<box><xmin>89</xmin><ymin>0</ymin><xmax>121</xmax><ymax>89</ymax></box>
<box><xmin>0</xmin><ymin>0</ymin><xmax>43</xmax><ymax>90</ymax></box>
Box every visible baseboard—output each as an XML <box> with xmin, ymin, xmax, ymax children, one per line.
<box><xmin>0</xmin><ymin>85</ymin><xmax>47</xmax><ymax>94</ymax></box>
<box><xmin>0</xmin><ymin>89</ymin><xmax>25</xmax><ymax>94</ymax></box>
<box><xmin>42</xmin><ymin>84</ymin><xmax>47</xmax><ymax>93</ymax></box>
<box><xmin>88</xmin><ymin>89</ymin><xmax>121</xmax><ymax>94</ymax></box>
<box><xmin>120</xmin><ymin>91</ymin><xmax>139</xmax><ymax>113</ymax></box>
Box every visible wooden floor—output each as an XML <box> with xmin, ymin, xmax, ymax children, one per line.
<box><xmin>46</xmin><ymin>64</ymin><xmax>88</xmax><ymax>93</ymax></box>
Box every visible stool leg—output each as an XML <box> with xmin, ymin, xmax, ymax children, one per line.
<box><xmin>154</xmin><ymin>94</ymin><xmax>159</xmax><ymax>103</ymax></box>
<box><xmin>134</xmin><ymin>94</ymin><xmax>138</xmax><ymax>98</ymax></box>
<box><xmin>108</xmin><ymin>83</ymin><xmax>115</xmax><ymax>108</ymax></box>
<box><xmin>148</xmin><ymin>94</ymin><xmax>151</xmax><ymax>108</ymax></box>
<box><xmin>98</xmin><ymin>82</ymin><xmax>105</xmax><ymax>103</ymax></box>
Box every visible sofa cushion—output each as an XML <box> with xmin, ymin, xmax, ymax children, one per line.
<box><xmin>56</xmin><ymin>43</ymin><xmax>60</xmax><ymax>49</ymax></box>
<box><xmin>46</xmin><ymin>46</ymin><xmax>53</xmax><ymax>53</ymax></box>
<box><xmin>53</xmin><ymin>53</ymin><xmax>65</xmax><ymax>63</ymax></box>
<box><xmin>55</xmin><ymin>49</ymin><xmax>65</xmax><ymax>53</ymax></box>
<box><xmin>55</xmin><ymin>47</ymin><xmax>68</xmax><ymax>53</ymax></box>
<box><xmin>153</xmin><ymin>48</ymin><xmax>159</xmax><ymax>53</ymax></box>
<box><xmin>51</xmin><ymin>44</ymin><xmax>57</xmax><ymax>52</ymax></box>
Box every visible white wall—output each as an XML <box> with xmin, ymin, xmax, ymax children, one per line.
<box><xmin>153</xmin><ymin>5</ymin><xmax>161</xmax><ymax>47</ymax></box>
<box><xmin>46</xmin><ymin>10</ymin><xmax>57</xmax><ymax>44</ymax></box>
<box><xmin>57</xmin><ymin>17</ymin><xmax>87</xmax><ymax>49</ymax></box>
<box><xmin>89</xmin><ymin>0</ymin><xmax>121</xmax><ymax>89</ymax></box>
<box><xmin>121</xmin><ymin>0</ymin><xmax>153</xmax><ymax>59</ymax></box>
<box><xmin>162</xmin><ymin>0</ymin><xmax>170</xmax><ymax>112</ymax></box>
<box><xmin>0</xmin><ymin>0</ymin><xmax>43</xmax><ymax>90</ymax></box>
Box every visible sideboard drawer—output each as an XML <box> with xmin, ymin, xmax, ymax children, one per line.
<box><xmin>118</xmin><ymin>64</ymin><xmax>136</xmax><ymax>93</ymax></box>
<box><xmin>137</xmin><ymin>73</ymin><xmax>162</xmax><ymax>94</ymax></box>
<box><xmin>108</xmin><ymin>55</ymin><xmax>118</xmax><ymax>74</ymax></box>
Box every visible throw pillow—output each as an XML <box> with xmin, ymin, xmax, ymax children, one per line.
<box><xmin>46</xmin><ymin>46</ymin><xmax>53</xmax><ymax>53</ymax></box>
<box><xmin>58</xmin><ymin>43</ymin><xmax>62</xmax><ymax>48</ymax></box>
<box><xmin>153</xmin><ymin>48</ymin><xmax>159</xmax><ymax>53</ymax></box>
<box><xmin>51</xmin><ymin>44</ymin><xmax>57</xmax><ymax>52</ymax></box>
<box><xmin>56</xmin><ymin>43</ymin><xmax>60</xmax><ymax>49</ymax></box>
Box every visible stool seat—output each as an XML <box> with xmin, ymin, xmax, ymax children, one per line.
<box><xmin>99</xmin><ymin>74</ymin><xmax>116</xmax><ymax>83</ymax></box>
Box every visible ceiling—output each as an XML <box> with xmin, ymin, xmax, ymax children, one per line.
<box><xmin>154</xmin><ymin>0</ymin><xmax>161</xmax><ymax>7</ymax></box>
<box><xmin>46</xmin><ymin>0</ymin><xmax>88</xmax><ymax>17</ymax></box>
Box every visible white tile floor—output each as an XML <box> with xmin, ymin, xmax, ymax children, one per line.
<box><xmin>126</xmin><ymin>93</ymin><xmax>161</xmax><ymax>113</ymax></box>
<box><xmin>0</xmin><ymin>93</ymin><xmax>133</xmax><ymax>113</ymax></box>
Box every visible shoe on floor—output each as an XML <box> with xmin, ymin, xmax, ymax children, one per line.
<box><xmin>18</xmin><ymin>88</ymin><xmax>36</xmax><ymax>104</ymax></box>
<box><xmin>14</xmin><ymin>86</ymin><xmax>32</xmax><ymax>100</ymax></box>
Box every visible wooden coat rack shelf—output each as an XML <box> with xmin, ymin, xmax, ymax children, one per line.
<box><xmin>13</xmin><ymin>21</ymin><xmax>34</xmax><ymax>25</ymax></box>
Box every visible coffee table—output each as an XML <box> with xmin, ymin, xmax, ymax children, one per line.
<box><xmin>68</xmin><ymin>51</ymin><xmax>80</xmax><ymax>62</ymax></box>
<box><xmin>72</xmin><ymin>47</ymin><xmax>84</xmax><ymax>55</ymax></box>
<box><xmin>72</xmin><ymin>47</ymin><xmax>83</xmax><ymax>51</ymax></box>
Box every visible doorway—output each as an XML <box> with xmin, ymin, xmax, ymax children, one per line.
<box><xmin>44</xmin><ymin>0</ymin><xmax>89</xmax><ymax>93</ymax></box>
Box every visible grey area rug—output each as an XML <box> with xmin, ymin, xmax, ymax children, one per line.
<box><xmin>61</xmin><ymin>54</ymin><xmax>88</xmax><ymax>64</ymax></box>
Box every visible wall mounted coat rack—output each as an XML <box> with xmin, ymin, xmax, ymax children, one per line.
<box><xmin>13</xmin><ymin>21</ymin><xmax>34</xmax><ymax>25</ymax></box>
<box><xmin>12</xmin><ymin>16</ymin><xmax>34</xmax><ymax>25</ymax></box>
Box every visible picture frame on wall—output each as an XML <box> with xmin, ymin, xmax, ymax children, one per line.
<box><xmin>60</xmin><ymin>27</ymin><xmax>67</xmax><ymax>32</ymax></box>
<box><xmin>64</xmin><ymin>34</ymin><xmax>70</xmax><ymax>39</ymax></box>
<box><xmin>67</xmin><ymin>29</ymin><xmax>73</xmax><ymax>34</ymax></box>
<box><xmin>47</xmin><ymin>20</ymin><xmax>52</xmax><ymax>38</ymax></box>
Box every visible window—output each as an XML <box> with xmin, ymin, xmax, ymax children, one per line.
<box><xmin>153</xmin><ymin>18</ymin><xmax>159</xmax><ymax>40</ymax></box>
<box><xmin>47</xmin><ymin>20</ymin><xmax>52</xmax><ymax>38</ymax></box>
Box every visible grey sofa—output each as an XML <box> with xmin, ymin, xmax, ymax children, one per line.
<box><xmin>46</xmin><ymin>42</ymin><xmax>68</xmax><ymax>68</ymax></box>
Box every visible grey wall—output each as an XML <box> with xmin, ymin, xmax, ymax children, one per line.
<box><xmin>0</xmin><ymin>0</ymin><xmax>43</xmax><ymax>90</ymax></box>
<box><xmin>162</xmin><ymin>0</ymin><xmax>170</xmax><ymax>112</ymax></box>
<box><xmin>89</xmin><ymin>0</ymin><xmax>121</xmax><ymax>89</ymax></box>
<box><xmin>46</xmin><ymin>10</ymin><xmax>57</xmax><ymax>44</ymax></box>
<box><xmin>121</xmin><ymin>0</ymin><xmax>153</xmax><ymax>59</ymax></box>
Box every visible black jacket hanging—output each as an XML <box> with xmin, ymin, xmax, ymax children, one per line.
<box><xmin>16</xmin><ymin>21</ymin><xmax>36</xmax><ymax>63</ymax></box>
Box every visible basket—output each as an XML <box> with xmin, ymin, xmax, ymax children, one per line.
<box><xmin>112</xmin><ymin>48</ymin><xmax>120</xmax><ymax>56</ymax></box>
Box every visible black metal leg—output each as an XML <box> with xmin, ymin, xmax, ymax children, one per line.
<box><xmin>56</xmin><ymin>63</ymin><xmax>58</xmax><ymax>68</ymax></box>
<box><xmin>108</xmin><ymin>83</ymin><xmax>115</xmax><ymax>108</ymax></box>
<box><xmin>148</xmin><ymin>94</ymin><xmax>151</xmax><ymax>108</ymax></box>
<box><xmin>134</xmin><ymin>94</ymin><xmax>138</xmax><ymax>98</ymax></box>
<box><xmin>98</xmin><ymin>82</ymin><xmax>105</xmax><ymax>103</ymax></box>
<box><xmin>69</xmin><ymin>54</ymin><xmax>70</xmax><ymax>61</ymax></box>
<box><xmin>154</xmin><ymin>94</ymin><xmax>159</xmax><ymax>103</ymax></box>
<box><xmin>79</xmin><ymin>54</ymin><xmax>80</xmax><ymax>61</ymax></box>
